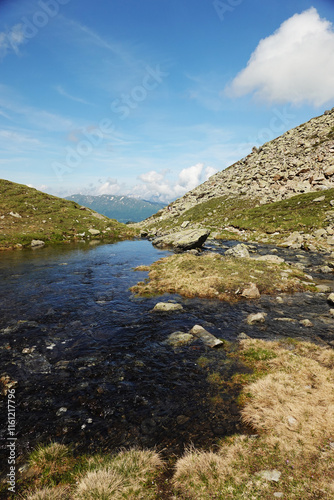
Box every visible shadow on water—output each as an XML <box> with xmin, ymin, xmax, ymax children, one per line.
<box><xmin>0</xmin><ymin>238</ymin><xmax>333</xmax><ymax>475</ymax></box>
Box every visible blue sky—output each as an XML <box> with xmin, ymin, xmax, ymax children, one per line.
<box><xmin>1</xmin><ymin>0</ymin><xmax>334</xmax><ymax>202</ymax></box>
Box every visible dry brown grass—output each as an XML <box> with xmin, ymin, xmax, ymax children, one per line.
<box><xmin>26</xmin><ymin>486</ymin><xmax>71</xmax><ymax>499</ymax></box>
<box><xmin>173</xmin><ymin>339</ymin><xmax>334</xmax><ymax>499</ymax></box>
<box><xmin>131</xmin><ymin>253</ymin><xmax>314</xmax><ymax>301</ymax></box>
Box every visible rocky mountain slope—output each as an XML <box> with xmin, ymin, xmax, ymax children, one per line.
<box><xmin>139</xmin><ymin>108</ymin><xmax>334</xmax><ymax>251</ymax></box>
<box><xmin>66</xmin><ymin>194</ymin><xmax>165</xmax><ymax>223</ymax></box>
<box><xmin>0</xmin><ymin>179</ymin><xmax>136</xmax><ymax>249</ymax></box>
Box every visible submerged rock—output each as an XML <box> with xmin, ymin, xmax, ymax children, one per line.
<box><xmin>152</xmin><ymin>229</ymin><xmax>210</xmax><ymax>252</ymax></box>
<box><xmin>164</xmin><ymin>332</ymin><xmax>194</xmax><ymax>347</ymax></box>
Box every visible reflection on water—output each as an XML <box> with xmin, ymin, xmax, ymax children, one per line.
<box><xmin>0</xmin><ymin>240</ymin><xmax>333</xmax><ymax>468</ymax></box>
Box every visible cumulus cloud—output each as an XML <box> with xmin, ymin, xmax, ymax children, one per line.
<box><xmin>96</xmin><ymin>178</ymin><xmax>123</xmax><ymax>195</ymax></box>
<box><xmin>227</xmin><ymin>7</ymin><xmax>334</xmax><ymax>106</ymax></box>
<box><xmin>131</xmin><ymin>163</ymin><xmax>218</xmax><ymax>202</ymax></box>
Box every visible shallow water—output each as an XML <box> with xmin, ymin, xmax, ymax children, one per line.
<box><xmin>0</xmin><ymin>239</ymin><xmax>333</xmax><ymax>469</ymax></box>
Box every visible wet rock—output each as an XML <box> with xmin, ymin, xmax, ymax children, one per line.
<box><xmin>176</xmin><ymin>415</ymin><xmax>190</xmax><ymax>425</ymax></box>
<box><xmin>153</xmin><ymin>229</ymin><xmax>210</xmax><ymax>252</ymax></box>
<box><xmin>189</xmin><ymin>325</ymin><xmax>223</xmax><ymax>348</ymax></box>
<box><xmin>241</xmin><ymin>283</ymin><xmax>260</xmax><ymax>299</ymax></box>
<box><xmin>225</xmin><ymin>243</ymin><xmax>250</xmax><ymax>259</ymax></box>
<box><xmin>274</xmin><ymin>317</ymin><xmax>297</xmax><ymax>323</ymax></box>
<box><xmin>165</xmin><ymin>332</ymin><xmax>194</xmax><ymax>347</ymax></box>
<box><xmin>299</xmin><ymin>319</ymin><xmax>313</xmax><ymax>327</ymax></box>
<box><xmin>237</xmin><ymin>332</ymin><xmax>251</xmax><ymax>340</ymax></box>
<box><xmin>56</xmin><ymin>407</ymin><xmax>68</xmax><ymax>416</ymax></box>
<box><xmin>327</xmin><ymin>293</ymin><xmax>334</xmax><ymax>305</ymax></box>
<box><xmin>246</xmin><ymin>312</ymin><xmax>267</xmax><ymax>325</ymax></box>
<box><xmin>31</xmin><ymin>239</ymin><xmax>45</xmax><ymax>248</ymax></box>
<box><xmin>152</xmin><ymin>302</ymin><xmax>183</xmax><ymax>312</ymax></box>
<box><xmin>24</xmin><ymin>353</ymin><xmax>51</xmax><ymax>373</ymax></box>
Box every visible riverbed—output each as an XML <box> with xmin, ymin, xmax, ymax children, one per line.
<box><xmin>0</xmin><ymin>239</ymin><xmax>333</xmax><ymax>470</ymax></box>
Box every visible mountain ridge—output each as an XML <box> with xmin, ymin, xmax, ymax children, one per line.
<box><xmin>65</xmin><ymin>194</ymin><xmax>165</xmax><ymax>223</ymax></box>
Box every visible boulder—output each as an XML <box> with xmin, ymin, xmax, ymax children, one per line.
<box><xmin>153</xmin><ymin>229</ymin><xmax>210</xmax><ymax>252</ymax></box>
<box><xmin>189</xmin><ymin>325</ymin><xmax>223</xmax><ymax>348</ymax></box>
<box><xmin>225</xmin><ymin>243</ymin><xmax>250</xmax><ymax>259</ymax></box>
<box><xmin>152</xmin><ymin>302</ymin><xmax>183</xmax><ymax>312</ymax></box>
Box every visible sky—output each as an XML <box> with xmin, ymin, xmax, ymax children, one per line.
<box><xmin>1</xmin><ymin>0</ymin><xmax>334</xmax><ymax>202</ymax></box>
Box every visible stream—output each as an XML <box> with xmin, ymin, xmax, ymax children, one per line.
<box><xmin>0</xmin><ymin>238</ymin><xmax>333</xmax><ymax>471</ymax></box>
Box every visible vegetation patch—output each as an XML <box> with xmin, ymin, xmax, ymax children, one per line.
<box><xmin>0</xmin><ymin>179</ymin><xmax>137</xmax><ymax>249</ymax></box>
<box><xmin>131</xmin><ymin>252</ymin><xmax>315</xmax><ymax>301</ymax></box>
<box><xmin>173</xmin><ymin>339</ymin><xmax>334</xmax><ymax>499</ymax></box>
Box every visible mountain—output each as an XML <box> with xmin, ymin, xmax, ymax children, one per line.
<box><xmin>65</xmin><ymin>194</ymin><xmax>166</xmax><ymax>223</ymax></box>
<box><xmin>139</xmin><ymin>108</ymin><xmax>334</xmax><ymax>252</ymax></box>
<box><xmin>0</xmin><ymin>180</ymin><xmax>136</xmax><ymax>250</ymax></box>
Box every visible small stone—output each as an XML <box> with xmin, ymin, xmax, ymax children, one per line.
<box><xmin>274</xmin><ymin>493</ymin><xmax>284</xmax><ymax>498</ymax></box>
<box><xmin>181</xmin><ymin>220</ymin><xmax>190</xmax><ymax>228</ymax></box>
<box><xmin>330</xmin><ymin>309</ymin><xmax>334</xmax><ymax>316</ymax></box>
<box><xmin>276</xmin><ymin>296</ymin><xmax>284</xmax><ymax>303</ymax></box>
<box><xmin>313</xmin><ymin>195</ymin><xmax>326</xmax><ymax>202</ymax></box>
<box><xmin>258</xmin><ymin>469</ymin><xmax>281</xmax><ymax>482</ymax></box>
<box><xmin>327</xmin><ymin>293</ymin><xmax>334</xmax><ymax>305</ymax></box>
<box><xmin>152</xmin><ymin>302</ymin><xmax>183</xmax><ymax>312</ymax></box>
<box><xmin>299</xmin><ymin>319</ymin><xmax>313</xmax><ymax>327</ymax></box>
<box><xmin>287</xmin><ymin>416</ymin><xmax>298</xmax><ymax>426</ymax></box>
<box><xmin>242</xmin><ymin>283</ymin><xmax>260</xmax><ymax>299</ymax></box>
<box><xmin>176</xmin><ymin>415</ymin><xmax>190</xmax><ymax>425</ymax></box>
<box><xmin>225</xmin><ymin>243</ymin><xmax>250</xmax><ymax>259</ymax></box>
<box><xmin>246</xmin><ymin>312</ymin><xmax>266</xmax><ymax>325</ymax></box>
<box><xmin>9</xmin><ymin>211</ymin><xmax>22</xmax><ymax>218</ymax></box>
<box><xmin>316</xmin><ymin>284</ymin><xmax>332</xmax><ymax>293</ymax></box>
<box><xmin>88</xmin><ymin>228</ymin><xmax>100</xmax><ymax>235</ymax></box>
<box><xmin>257</xmin><ymin>255</ymin><xmax>284</xmax><ymax>264</ymax></box>
<box><xmin>56</xmin><ymin>407</ymin><xmax>67</xmax><ymax>416</ymax></box>
<box><xmin>236</xmin><ymin>332</ymin><xmax>250</xmax><ymax>341</ymax></box>
<box><xmin>31</xmin><ymin>239</ymin><xmax>45</xmax><ymax>247</ymax></box>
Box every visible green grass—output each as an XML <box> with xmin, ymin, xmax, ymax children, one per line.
<box><xmin>141</xmin><ymin>188</ymin><xmax>334</xmax><ymax>245</ymax></box>
<box><xmin>0</xmin><ymin>179</ymin><xmax>137</xmax><ymax>249</ymax></box>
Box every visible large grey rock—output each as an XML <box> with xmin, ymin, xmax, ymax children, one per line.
<box><xmin>225</xmin><ymin>243</ymin><xmax>250</xmax><ymax>259</ymax></box>
<box><xmin>189</xmin><ymin>325</ymin><xmax>223</xmax><ymax>348</ymax></box>
<box><xmin>153</xmin><ymin>229</ymin><xmax>210</xmax><ymax>252</ymax></box>
<box><xmin>152</xmin><ymin>302</ymin><xmax>183</xmax><ymax>312</ymax></box>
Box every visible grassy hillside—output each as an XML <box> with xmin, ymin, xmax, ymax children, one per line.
<box><xmin>142</xmin><ymin>189</ymin><xmax>334</xmax><ymax>246</ymax></box>
<box><xmin>0</xmin><ymin>179</ymin><xmax>137</xmax><ymax>249</ymax></box>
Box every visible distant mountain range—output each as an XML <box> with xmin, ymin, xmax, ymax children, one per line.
<box><xmin>65</xmin><ymin>194</ymin><xmax>166</xmax><ymax>223</ymax></box>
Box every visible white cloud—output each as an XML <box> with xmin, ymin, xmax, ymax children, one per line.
<box><xmin>96</xmin><ymin>178</ymin><xmax>122</xmax><ymax>195</ymax></box>
<box><xmin>131</xmin><ymin>163</ymin><xmax>218</xmax><ymax>202</ymax></box>
<box><xmin>227</xmin><ymin>8</ymin><xmax>334</xmax><ymax>106</ymax></box>
<box><xmin>0</xmin><ymin>24</ymin><xmax>25</xmax><ymax>59</ymax></box>
<box><xmin>55</xmin><ymin>85</ymin><xmax>91</xmax><ymax>105</ymax></box>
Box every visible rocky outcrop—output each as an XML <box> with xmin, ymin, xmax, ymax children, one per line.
<box><xmin>142</xmin><ymin>108</ymin><xmax>334</xmax><ymax>227</ymax></box>
<box><xmin>152</xmin><ymin>229</ymin><xmax>210</xmax><ymax>252</ymax></box>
